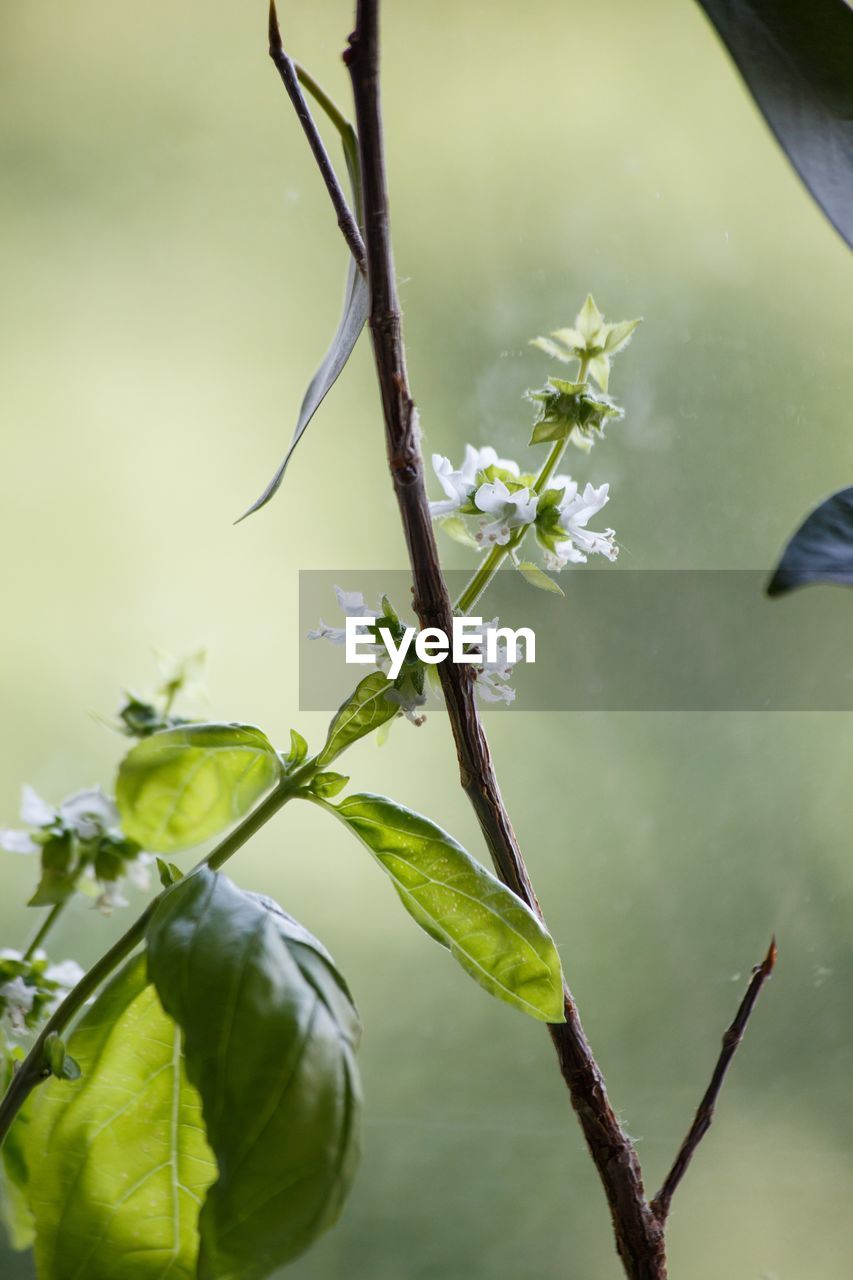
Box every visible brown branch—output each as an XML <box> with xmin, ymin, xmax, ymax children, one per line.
<box><xmin>651</xmin><ymin>937</ymin><xmax>778</xmax><ymax>1225</ymax></box>
<box><xmin>268</xmin><ymin>0</ymin><xmax>366</xmax><ymax>274</ymax></box>
<box><xmin>342</xmin><ymin>4</ymin><xmax>666</xmax><ymax>1277</ymax></box>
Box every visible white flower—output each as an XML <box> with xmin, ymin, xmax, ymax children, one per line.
<box><xmin>45</xmin><ymin>959</ymin><xmax>85</xmax><ymax>993</ymax></box>
<box><xmin>0</xmin><ymin>785</ymin><xmax>56</xmax><ymax>854</ymax></box>
<box><xmin>59</xmin><ymin>787</ymin><xmax>119</xmax><ymax>842</ymax></box>
<box><xmin>0</xmin><ymin>976</ymin><xmax>34</xmax><ymax>1035</ymax></box>
<box><xmin>0</xmin><ymin>828</ymin><xmax>38</xmax><ymax>855</ymax></box>
<box><xmin>474</xmin><ymin>479</ymin><xmax>538</xmax><ymax>546</ymax></box>
<box><xmin>20</xmin><ymin>785</ymin><xmax>56</xmax><ymax>827</ymax></box>
<box><xmin>545</xmin><ymin>478</ymin><xmax>618</xmax><ymax>568</ymax></box>
<box><xmin>308</xmin><ymin>586</ymin><xmax>379</xmax><ymax>647</ymax></box>
<box><xmin>456</xmin><ymin>618</ymin><xmax>516</xmax><ymax>704</ymax></box>
<box><xmin>126</xmin><ymin>852</ymin><xmax>153</xmax><ymax>893</ymax></box>
<box><xmin>429</xmin><ymin>445</ymin><xmax>520</xmax><ymax>518</ymax></box>
<box><xmin>95</xmin><ymin>883</ymin><xmax>128</xmax><ymax>916</ymax></box>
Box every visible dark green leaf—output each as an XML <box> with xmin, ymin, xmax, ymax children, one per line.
<box><xmin>695</xmin><ymin>0</ymin><xmax>853</xmax><ymax>247</ymax></box>
<box><xmin>25</xmin><ymin>953</ymin><xmax>216</xmax><ymax>1280</ymax></box>
<box><xmin>147</xmin><ymin>867</ymin><xmax>361</xmax><ymax>1280</ymax></box>
<box><xmin>116</xmin><ymin>723</ymin><xmax>281</xmax><ymax>853</ymax></box>
<box><xmin>325</xmin><ymin>793</ymin><xmax>566</xmax><ymax>1022</ymax></box>
<box><xmin>318</xmin><ymin>671</ymin><xmax>399</xmax><ymax>766</ymax></box>
<box><xmin>767</xmin><ymin>486</ymin><xmax>853</xmax><ymax>597</ymax></box>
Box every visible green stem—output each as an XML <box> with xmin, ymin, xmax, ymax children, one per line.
<box><xmin>22</xmin><ymin>901</ymin><xmax>67</xmax><ymax>963</ymax></box>
<box><xmin>0</xmin><ymin>755</ymin><xmax>319</xmax><ymax>1149</ymax></box>
<box><xmin>455</xmin><ymin>356</ymin><xmax>589</xmax><ymax>614</ymax></box>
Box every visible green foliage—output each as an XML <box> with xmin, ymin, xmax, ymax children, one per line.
<box><xmin>25</xmin><ymin>954</ymin><xmax>216</xmax><ymax>1280</ymax></box>
<box><xmin>318</xmin><ymin>671</ymin><xmax>400</xmax><ymax>766</ymax></box>
<box><xmin>116</xmin><ymin>723</ymin><xmax>282</xmax><ymax>853</ymax></box>
<box><xmin>696</xmin><ymin>0</ymin><xmax>853</xmax><ymax>248</ymax></box>
<box><xmin>321</xmin><ymin>793</ymin><xmax>566</xmax><ymax>1022</ymax></box>
<box><xmin>528</xmin><ymin>378</ymin><xmax>623</xmax><ymax>448</ymax></box>
<box><xmin>0</xmin><ymin>1045</ymin><xmax>33</xmax><ymax>1252</ymax></box>
<box><xmin>767</xmin><ymin>486</ymin><xmax>853</xmax><ymax>597</ymax></box>
<box><xmin>239</xmin><ymin>69</ymin><xmax>367</xmax><ymax>521</ymax></box>
<box><xmin>309</xmin><ymin>771</ymin><xmax>350</xmax><ymax>799</ymax></box>
<box><xmin>515</xmin><ymin>559</ymin><xmax>565</xmax><ymax>595</ymax></box>
<box><xmin>147</xmin><ymin>868</ymin><xmax>361</xmax><ymax>1280</ymax></box>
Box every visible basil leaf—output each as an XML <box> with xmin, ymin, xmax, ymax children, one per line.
<box><xmin>116</xmin><ymin>723</ymin><xmax>282</xmax><ymax>853</ymax></box>
<box><xmin>767</xmin><ymin>485</ymin><xmax>853</xmax><ymax>597</ymax></box>
<box><xmin>0</xmin><ymin>1052</ymin><xmax>33</xmax><ymax>1252</ymax></box>
<box><xmin>25</xmin><ymin>953</ymin><xmax>215</xmax><ymax>1280</ymax></box>
<box><xmin>238</xmin><ymin>90</ymin><xmax>367</xmax><ymax>521</ymax></box>
<box><xmin>318</xmin><ymin>670</ymin><xmax>399</xmax><ymax>766</ymax></box>
<box><xmin>326</xmin><ymin>793</ymin><xmax>566</xmax><ymax>1023</ymax></box>
<box><xmin>238</xmin><ymin>262</ymin><xmax>368</xmax><ymax>520</ymax></box>
<box><xmin>696</xmin><ymin>0</ymin><xmax>853</xmax><ymax>247</ymax></box>
<box><xmin>516</xmin><ymin>560</ymin><xmax>565</xmax><ymax>596</ymax></box>
<box><xmin>147</xmin><ymin>867</ymin><xmax>361</xmax><ymax>1280</ymax></box>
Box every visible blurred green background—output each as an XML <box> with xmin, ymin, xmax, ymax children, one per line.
<box><xmin>2</xmin><ymin>1</ymin><xmax>852</xmax><ymax>1276</ymax></box>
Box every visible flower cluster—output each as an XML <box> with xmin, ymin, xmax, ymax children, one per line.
<box><xmin>430</xmin><ymin>451</ymin><xmax>617</xmax><ymax>570</ymax></box>
<box><xmin>310</xmin><ymin>588</ymin><xmax>427</xmax><ymax>724</ymax></box>
<box><xmin>0</xmin><ymin>949</ymin><xmax>83</xmax><ymax>1040</ymax></box>
<box><xmin>309</xmin><ymin>588</ymin><xmax>515</xmax><ymax>710</ymax></box>
<box><xmin>429</xmin><ymin>296</ymin><xmax>638</xmax><ymax>586</ymax></box>
<box><xmin>0</xmin><ymin>785</ymin><xmax>150</xmax><ymax>915</ymax></box>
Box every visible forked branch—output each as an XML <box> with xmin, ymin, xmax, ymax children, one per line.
<box><xmin>652</xmin><ymin>937</ymin><xmax>778</xmax><ymax>1224</ymax></box>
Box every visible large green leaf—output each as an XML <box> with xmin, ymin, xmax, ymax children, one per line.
<box><xmin>146</xmin><ymin>868</ymin><xmax>361</xmax><ymax>1280</ymax></box>
<box><xmin>324</xmin><ymin>793</ymin><xmax>566</xmax><ymax>1022</ymax></box>
<box><xmin>116</xmin><ymin>724</ymin><xmax>281</xmax><ymax>853</ymax></box>
<box><xmin>0</xmin><ymin>1048</ymin><xmax>33</xmax><ymax>1251</ymax></box>
<box><xmin>695</xmin><ymin>0</ymin><xmax>853</xmax><ymax>247</ymax></box>
<box><xmin>25</xmin><ymin>953</ymin><xmax>216</xmax><ymax>1280</ymax></box>
<box><xmin>317</xmin><ymin>671</ymin><xmax>399</xmax><ymax>766</ymax></box>
<box><xmin>767</xmin><ymin>485</ymin><xmax>853</xmax><ymax>597</ymax></box>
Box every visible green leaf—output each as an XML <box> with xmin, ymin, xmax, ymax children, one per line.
<box><xmin>529</xmin><ymin>335</ymin><xmax>574</xmax><ymax>362</ymax></box>
<box><xmin>238</xmin><ymin>87</ymin><xmax>367</xmax><ymax>520</ymax></box>
<box><xmin>767</xmin><ymin>485</ymin><xmax>853</xmax><ymax>597</ymax></box>
<box><xmin>147</xmin><ymin>868</ymin><xmax>361</xmax><ymax>1280</ymax></box>
<box><xmin>286</xmin><ymin>728</ymin><xmax>309</xmax><ymax>768</ymax></box>
<box><xmin>529</xmin><ymin>418</ymin><xmax>569</xmax><ymax>445</ymax></box>
<box><xmin>696</xmin><ymin>0</ymin><xmax>853</xmax><ymax>248</ymax></box>
<box><xmin>587</xmin><ymin>352</ymin><xmax>611</xmax><ymax>393</ymax></box>
<box><xmin>310</xmin><ymin>771</ymin><xmax>350</xmax><ymax>799</ymax></box>
<box><xmin>550</xmin><ymin>326</ymin><xmax>585</xmax><ymax>349</ymax></box>
<box><xmin>318</xmin><ymin>671</ymin><xmax>399</xmax><ymax>766</ymax></box>
<box><xmin>116</xmin><ymin>723</ymin><xmax>282</xmax><ymax>853</ymax></box>
<box><xmin>437</xmin><ymin>514</ymin><xmax>481</xmax><ymax>549</ymax></box>
<box><xmin>324</xmin><ymin>793</ymin><xmax>566</xmax><ymax>1022</ymax></box>
<box><xmin>156</xmin><ymin>856</ymin><xmax>184</xmax><ymax>887</ymax></box>
<box><xmin>0</xmin><ymin>1047</ymin><xmax>33</xmax><ymax>1252</ymax></box>
<box><xmin>44</xmin><ymin>1033</ymin><xmax>81</xmax><ymax>1081</ymax></box>
<box><xmin>576</xmin><ymin>294</ymin><xmax>604</xmax><ymax>341</ymax></box>
<box><xmin>25</xmin><ymin>953</ymin><xmax>216</xmax><ymax>1280</ymax></box>
<box><xmin>28</xmin><ymin>833</ymin><xmax>75</xmax><ymax>908</ymax></box>
<box><xmin>603</xmin><ymin>317</ymin><xmax>641</xmax><ymax>354</ymax></box>
<box><xmin>516</xmin><ymin>560</ymin><xmax>565</xmax><ymax>596</ymax></box>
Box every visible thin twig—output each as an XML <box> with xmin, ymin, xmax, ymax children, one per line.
<box><xmin>268</xmin><ymin>0</ymin><xmax>366</xmax><ymax>274</ymax></box>
<box><xmin>651</xmin><ymin>937</ymin><xmax>778</xmax><ymax>1225</ymax></box>
<box><xmin>342</xmin><ymin>4</ymin><xmax>666</xmax><ymax>1277</ymax></box>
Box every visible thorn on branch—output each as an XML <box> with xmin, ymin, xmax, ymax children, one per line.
<box><xmin>651</xmin><ymin>936</ymin><xmax>777</xmax><ymax>1225</ymax></box>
